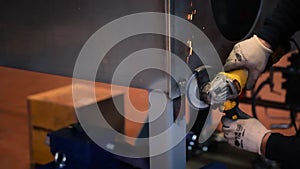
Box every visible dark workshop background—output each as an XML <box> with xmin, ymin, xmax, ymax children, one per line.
<box><xmin>1</xmin><ymin>0</ymin><xmax>300</xmax><ymax>169</ymax></box>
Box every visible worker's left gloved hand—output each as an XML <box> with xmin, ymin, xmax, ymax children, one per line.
<box><xmin>223</xmin><ymin>35</ymin><xmax>272</xmax><ymax>90</ymax></box>
<box><xmin>221</xmin><ymin>117</ymin><xmax>271</xmax><ymax>155</ymax></box>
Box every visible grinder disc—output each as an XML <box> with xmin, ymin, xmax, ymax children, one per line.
<box><xmin>186</xmin><ymin>65</ymin><xmax>223</xmax><ymax>143</ymax></box>
<box><xmin>186</xmin><ymin>65</ymin><xmax>212</xmax><ymax>109</ymax></box>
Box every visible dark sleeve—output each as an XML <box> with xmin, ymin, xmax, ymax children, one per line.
<box><xmin>265</xmin><ymin>133</ymin><xmax>300</xmax><ymax>168</ymax></box>
<box><xmin>256</xmin><ymin>0</ymin><xmax>300</xmax><ymax>50</ymax></box>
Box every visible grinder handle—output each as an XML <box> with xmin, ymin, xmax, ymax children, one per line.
<box><xmin>224</xmin><ymin>104</ymin><xmax>252</xmax><ymax>120</ymax></box>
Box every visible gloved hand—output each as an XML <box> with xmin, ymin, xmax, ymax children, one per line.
<box><xmin>221</xmin><ymin>117</ymin><xmax>271</xmax><ymax>155</ymax></box>
<box><xmin>224</xmin><ymin>35</ymin><xmax>273</xmax><ymax>89</ymax></box>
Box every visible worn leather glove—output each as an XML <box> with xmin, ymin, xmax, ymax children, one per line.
<box><xmin>222</xmin><ymin>117</ymin><xmax>271</xmax><ymax>155</ymax></box>
<box><xmin>224</xmin><ymin>35</ymin><xmax>273</xmax><ymax>89</ymax></box>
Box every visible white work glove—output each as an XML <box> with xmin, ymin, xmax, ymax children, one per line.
<box><xmin>221</xmin><ymin>117</ymin><xmax>271</xmax><ymax>155</ymax></box>
<box><xmin>224</xmin><ymin>35</ymin><xmax>273</xmax><ymax>89</ymax></box>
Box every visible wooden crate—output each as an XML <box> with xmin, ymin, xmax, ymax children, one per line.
<box><xmin>27</xmin><ymin>83</ymin><xmax>124</xmax><ymax>166</ymax></box>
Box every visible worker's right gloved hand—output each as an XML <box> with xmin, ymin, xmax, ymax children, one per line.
<box><xmin>224</xmin><ymin>35</ymin><xmax>273</xmax><ymax>89</ymax></box>
<box><xmin>221</xmin><ymin>117</ymin><xmax>271</xmax><ymax>155</ymax></box>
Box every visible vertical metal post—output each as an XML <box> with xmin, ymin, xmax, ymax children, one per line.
<box><xmin>149</xmin><ymin>1</ymin><xmax>187</xmax><ymax>168</ymax></box>
<box><xmin>149</xmin><ymin>93</ymin><xmax>186</xmax><ymax>169</ymax></box>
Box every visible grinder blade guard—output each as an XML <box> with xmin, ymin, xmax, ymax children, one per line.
<box><xmin>186</xmin><ymin>65</ymin><xmax>222</xmax><ymax>143</ymax></box>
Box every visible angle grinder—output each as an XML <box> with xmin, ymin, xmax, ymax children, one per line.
<box><xmin>186</xmin><ymin>65</ymin><xmax>251</xmax><ymax>143</ymax></box>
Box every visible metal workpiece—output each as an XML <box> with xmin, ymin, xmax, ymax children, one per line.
<box><xmin>149</xmin><ymin>94</ymin><xmax>187</xmax><ymax>169</ymax></box>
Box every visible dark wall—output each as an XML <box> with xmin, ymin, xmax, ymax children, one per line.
<box><xmin>2</xmin><ymin>0</ymin><xmax>294</xmax><ymax>89</ymax></box>
<box><xmin>0</xmin><ymin>0</ymin><xmax>165</xmax><ymax>79</ymax></box>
